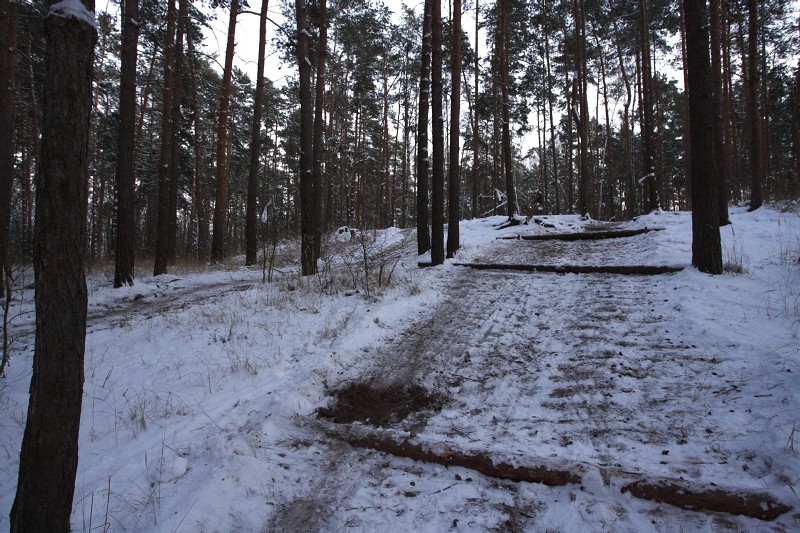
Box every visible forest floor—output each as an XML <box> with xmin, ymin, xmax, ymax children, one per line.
<box><xmin>1</xmin><ymin>204</ymin><xmax>799</xmax><ymax>532</ymax></box>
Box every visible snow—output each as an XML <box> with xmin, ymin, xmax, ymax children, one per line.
<box><xmin>1</xmin><ymin>204</ymin><xmax>799</xmax><ymax>531</ymax></box>
<box><xmin>48</xmin><ymin>0</ymin><xmax>99</xmax><ymax>31</ymax></box>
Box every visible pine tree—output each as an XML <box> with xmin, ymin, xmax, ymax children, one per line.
<box><xmin>11</xmin><ymin>1</ymin><xmax>97</xmax><ymax>529</ymax></box>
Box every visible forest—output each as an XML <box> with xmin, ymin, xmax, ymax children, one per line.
<box><xmin>1</xmin><ymin>0</ymin><xmax>800</xmax><ymax>530</ymax></box>
<box><xmin>0</xmin><ymin>0</ymin><xmax>797</xmax><ymax>283</ymax></box>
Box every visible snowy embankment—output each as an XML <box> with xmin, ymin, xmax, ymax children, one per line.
<box><xmin>0</xmin><ymin>203</ymin><xmax>798</xmax><ymax>532</ymax></box>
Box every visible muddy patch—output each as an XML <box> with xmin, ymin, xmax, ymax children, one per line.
<box><xmin>317</xmin><ymin>383</ymin><xmax>444</xmax><ymax>428</ymax></box>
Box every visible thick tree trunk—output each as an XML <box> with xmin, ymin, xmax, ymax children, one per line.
<box><xmin>683</xmin><ymin>0</ymin><xmax>722</xmax><ymax>274</ymax></box>
<box><xmin>471</xmin><ymin>0</ymin><xmax>480</xmax><ymax>219</ymax></box>
<box><xmin>613</xmin><ymin>17</ymin><xmax>635</xmax><ymax>218</ymax></box>
<box><xmin>745</xmin><ymin>0</ymin><xmax>763</xmax><ymax>211</ymax></box>
<box><xmin>576</xmin><ymin>0</ymin><xmax>590</xmax><ymax>217</ymax></box>
<box><xmin>153</xmin><ymin>0</ymin><xmax>177</xmax><ymax>275</ymax></box>
<box><xmin>210</xmin><ymin>0</ymin><xmax>238</xmax><ymax>263</ymax></box>
<box><xmin>10</xmin><ymin>2</ymin><xmax>96</xmax><ymax>530</ymax></box>
<box><xmin>113</xmin><ymin>0</ymin><xmax>139</xmax><ymax>287</ymax></box>
<box><xmin>167</xmin><ymin>0</ymin><xmax>187</xmax><ymax>265</ymax></box>
<box><xmin>186</xmin><ymin>28</ymin><xmax>206</xmax><ymax>259</ymax></box>
<box><xmin>416</xmin><ymin>0</ymin><xmax>432</xmax><ymax>255</ymax></box>
<box><xmin>430</xmin><ymin>0</ymin><xmax>445</xmax><ymax>264</ymax></box>
<box><xmin>794</xmin><ymin>15</ymin><xmax>800</xmax><ymax>198</ymax></box>
<box><xmin>499</xmin><ymin>0</ymin><xmax>517</xmax><ymax>219</ymax></box>
<box><xmin>297</xmin><ymin>0</ymin><xmax>316</xmax><ymax>275</ymax></box>
<box><xmin>710</xmin><ymin>0</ymin><xmax>729</xmax><ymax>224</ymax></box>
<box><xmin>312</xmin><ymin>0</ymin><xmax>327</xmax><ymax>258</ymax></box>
<box><xmin>543</xmin><ymin>1</ymin><xmax>559</xmax><ymax>215</ymax></box>
<box><xmin>639</xmin><ymin>0</ymin><xmax>659</xmax><ymax>212</ymax></box>
<box><xmin>246</xmin><ymin>0</ymin><xmax>270</xmax><ymax>266</ymax></box>
<box><xmin>446</xmin><ymin>0</ymin><xmax>461</xmax><ymax>257</ymax></box>
<box><xmin>0</xmin><ymin>0</ymin><xmax>17</xmax><ymax>294</ymax></box>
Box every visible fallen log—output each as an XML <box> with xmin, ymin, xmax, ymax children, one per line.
<box><xmin>497</xmin><ymin>227</ymin><xmax>662</xmax><ymax>241</ymax></box>
<box><xmin>622</xmin><ymin>479</ymin><xmax>791</xmax><ymax>521</ymax></box>
<box><xmin>315</xmin><ymin>420</ymin><xmax>582</xmax><ymax>487</ymax></box>
<box><xmin>313</xmin><ymin>420</ymin><xmax>791</xmax><ymax>520</ymax></box>
<box><xmin>453</xmin><ymin>263</ymin><xmax>684</xmax><ymax>275</ymax></box>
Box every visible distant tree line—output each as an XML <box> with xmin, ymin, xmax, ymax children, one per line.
<box><xmin>0</xmin><ymin>0</ymin><xmax>798</xmax><ymax>282</ymax></box>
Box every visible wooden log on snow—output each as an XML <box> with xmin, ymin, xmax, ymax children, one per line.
<box><xmin>621</xmin><ymin>479</ymin><xmax>791</xmax><ymax>521</ymax></box>
<box><xmin>315</xmin><ymin>420</ymin><xmax>582</xmax><ymax>487</ymax></box>
<box><xmin>496</xmin><ymin>227</ymin><xmax>662</xmax><ymax>241</ymax></box>
<box><xmin>453</xmin><ymin>263</ymin><xmax>684</xmax><ymax>275</ymax></box>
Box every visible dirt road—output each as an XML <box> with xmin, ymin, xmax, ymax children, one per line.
<box><xmin>268</xmin><ymin>232</ymin><xmax>792</xmax><ymax>531</ymax></box>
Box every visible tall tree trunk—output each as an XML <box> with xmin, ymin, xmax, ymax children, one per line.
<box><xmin>566</xmin><ymin>75</ymin><xmax>575</xmax><ymax>212</ymax></box>
<box><xmin>745</xmin><ymin>0</ymin><xmax>763</xmax><ymax>210</ymax></box>
<box><xmin>416</xmin><ymin>0</ymin><xmax>432</xmax><ymax>255</ymax></box>
<box><xmin>10</xmin><ymin>1</ymin><xmax>96</xmax><ymax>530</ymax></box>
<box><xmin>612</xmin><ymin>16</ymin><xmax>634</xmax><ymax>217</ymax></box>
<box><xmin>683</xmin><ymin>0</ymin><xmax>722</xmax><ymax>274</ymax></box>
<box><xmin>446</xmin><ymin>0</ymin><xmax>462</xmax><ymax>257</ymax></box>
<box><xmin>246</xmin><ymin>0</ymin><xmax>270</xmax><ymax>266</ymax></box>
<box><xmin>0</xmin><ymin>0</ymin><xmax>17</xmax><ymax>294</ymax></box>
<box><xmin>794</xmin><ymin>14</ymin><xmax>800</xmax><ymax>199</ymax></box>
<box><xmin>471</xmin><ymin>0</ymin><xmax>480</xmax><ymax>218</ymax></box>
<box><xmin>499</xmin><ymin>0</ymin><xmax>517</xmax><ymax>219</ymax></box>
<box><xmin>297</xmin><ymin>0</ymin><xmax>316</xmax><ymax>275</ymax></box>
<box><xmin>187</xmin><ymin>28</ymin><xmax>207</xmax><ymax>260</ymax></box>
<box><xmin>576</xmin><ymin>0</ymin><xmax>590</xmax><ymax>217</ymax></box>
<box><xmin>709</xmin><ymin>0</ymin><xmax>729</xmax><ymax>224</ymax></box>
<box><xmin>431</xmin><ymin>0</ymin><xmax>445</xmax><ymax>264</ymax></box>
<box><xmin>639</xmin><ymin>0</ymin><xmax>659</xmax><ymax>212</ymax></box>
<box><xmin>543</xmin><ymin>0</ymin><xmax>559</xmax><ymax>215</ymax></box>
<box><xmin>401</xmin><ymin>44</ymin><xmax>410</xmax><ymax>228</ymax></box>
<box><xmin>679</xmin><ymin>1</ymin><xmax>692</xmax><ymax>210</ymax></box>
<box><xmin>312</xmin><ymin>0</ymin><xmax>327</xmax><ymax>258</ymax></box>
<box><xmin>167</xmin><ymin>0</ymin><xmax>186</xmax><ymax>265</ymax></box>
<box><xmin>114</xmin><ymin>0</ymin><xmax>139</xmax><ymax>287</ymax></box>
<box><xmin>153</xmin><ymin>0</ymin><xmax>177</xmax><ymax>275</ymax></box>
<box><xmin>210</xmin><ymin>0</ymin><xmax>238</xmax><ymax>262</ymax></box>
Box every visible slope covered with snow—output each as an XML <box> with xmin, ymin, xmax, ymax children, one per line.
<box><xmin>0</xmin><ymin>204</ymin><xmax>798</xmax><ymax>532</ymax></box>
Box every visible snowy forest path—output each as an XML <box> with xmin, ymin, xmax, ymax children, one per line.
<box><xmin>270</xmin><ymin>230</ymin><xmax>793</xmax><ymax>529</ymax></box>
<box><xmin>7</xmin><ymin>272</ymin><xmax>257</xmax><ymax>341</ymax></box>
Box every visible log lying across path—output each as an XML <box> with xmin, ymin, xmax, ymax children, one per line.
<box><xmin>314</xmin><ymin>419</ymin><xmax>582</xmax><ymax>487</ymax></box>
<box><xmin>452</xmin><ymin>263</ymin><xmax>684</xmax><ymax>275</ymax></box>
<box><xmin>497</xmin><ymin>227</ymin><xmax>663</xmax><ymax>241</ymax></box>
<box><xmin>313</xmin><ymin>419</ymin><xmax>791</xmax><ymax>521</ymax></box>
<box><xmin>622</xmin><ymin>479</ymin><xmax>792</xmax><ymax>522</ymax></box>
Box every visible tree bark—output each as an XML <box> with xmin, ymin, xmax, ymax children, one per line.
<box><xmin>210</xmin><ymin>0</ymin><xmax>238</xmax><ymax>263</ymax></box>
<box><xmin>167</xmin><ymin>0</ymin><xmax>186</xmax><ymax>265</ymax></box>
<box><xmin>794</xmin><ymin>14</ymin><xmax>800</xmax><ymax>199</ymax></box>
<box><xmin>575</xmin><ymin>0</ymin><xmax>590</xmax><ymax>217</ymax></box>
<box><xmin>613</xmin><ymin>17</ymin><xmax>635</xmax><ymax>219</ymax></box>
<box><xmin>312</xmin><ymin>0</ymin><xmax>327</xmax><ymax>259</ymax></box>
<box><xmin>430</xmin><ymin>0</ymin><xmax>445</xmax><ymax>265</ymax></box>
<box><xmin>499</xmin><ymin>0</ymin><xmax>517</xmax><ymax>219</ymax></box>
<box><xmin>639</xmin><ymin>0</ymin><xmax>659</xmax><ymax>212</ymax></box>
<box><xmin>471</xmin><ymin>0</ymin><xmax>480</xmax><ymax>219</ymax></box>
<box><xmin>297</xmin><ymin>0</ymin><xmax>316</xmax><ymax>275</ymax></box>
<box><xmin>0</xmin><ymin>0</ymin><xmax>17</xmax><ymax>294</ymax></box>
<box><xmin>709</xmin><ymin>0</ymin><xmax>729</xmax><ymax>224</ymax></box>
<box><xmin>416</xmin><ymin>0</ymin><xmax>432</xmax><ymax>255</ymax></box>
<box><xmin>153</xmin><ymin>0</ymin><xmax>177</xmax><ymax>275</ymax></box>
<box><xmin>245</xmin><ymin>0</ymin><xmax>270</xmax><ymax>266</ymax></box>
<box><xmin>113</xmin><ymin>0</ymin><xmax>139</xmax><ymax>287</ymax></box>
<box><xmin>543</xmin><ymin>1</ymin><xmax>559</xmax><ymax>215</ymax></box>
<box><xmin>745</xmin><ymin>0</ymin><xmax>763</xmax><ymax>211</ymax></box>
<box><xmin>10</xmin><ymin>1</ymin><xmax>96</xmax><ymax>530</ymax></box>
<box><xmin>446</xmin><ymin>0</ymin><xmax>461</xmax><ymax>257</ymax></box>
<box><xmin>684</xmin><ymin>0</ymin><xmax>722</xmax><ymax>274</ymax></box>
<box><xmin>186</xmin><ymin>28</ymin><xmax>207</xmax><ymax>259</ymax></box>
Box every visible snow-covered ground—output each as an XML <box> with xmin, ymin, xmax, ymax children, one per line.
<box><xmin>0</xmin><ymin>203</ymin><xmax>798</xmax><ymax>532</ymax></box>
